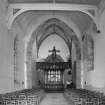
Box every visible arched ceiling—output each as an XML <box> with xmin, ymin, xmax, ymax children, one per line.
<box><xmin>37</xmin><ymin>24</ymin><xmax>70</xmax><ymax>48</ymax></box>
<box><xmin>31</xmin><ymin>18</ymin><xmax>75</xmax><ymax>53</ymax></box>
<box><xmin>36</xmin><ymin>19</ymin><xmax>73</xmax><ymax>51</ymax></box>
<box><xmin>8</xmin><ymin>0</ymin><xmax>101</xmax><ymax>5</ymax></box>
<box><xmin>27</xmin><ymin>17</ymin><xmax>81</xmax><ymax>63</ymax></box>
<box><xmin>33</xmin><ymin>18</ymin><xmax>80</xmax><ymax>53</ymax></box>
<box><xmin>14</xmin><ymin>10</ymin><xmax>95</xmax><ymax>38</ymax></box>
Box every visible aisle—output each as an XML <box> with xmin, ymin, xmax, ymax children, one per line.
<box><xmin>40</xmin><ymin>93</ymin><xmax>74</xmax><ymax>105</ymax></box>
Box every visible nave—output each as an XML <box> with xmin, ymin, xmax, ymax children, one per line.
<box><xmin>0</xmin><ymin>88</ymin><xmax>105</xmax><ymax>105</ymax></box>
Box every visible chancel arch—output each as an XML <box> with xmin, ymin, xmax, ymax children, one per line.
<box><xmin>25</xmin><ymin>18</ymin><xmax>82</xmax><ymax>89</ymax></box>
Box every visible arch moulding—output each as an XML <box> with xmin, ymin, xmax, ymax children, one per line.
<box><xmin>8</xmin><ymin>3</ymin><xmax>98</xmax><ymax>29</ymax></box>
<box><xmin>25</xmin><ymin>18</ymin><xmax>82</xmax><ymax>88</ymax></box>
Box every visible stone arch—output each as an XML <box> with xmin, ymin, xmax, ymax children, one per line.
<box><xmin>26</xmin><ymin>18</ymin><xmax>82</xmax><ymax>88</ymax></box>
<box><xmin>9</xmin><ymin>7</ymin><xmax>97</xmax><ymax>29</ymax></box>
<box><xmin>30</xmin><ymin>18</ymin><xmax>79</xmax><ymax>53</ymax></box>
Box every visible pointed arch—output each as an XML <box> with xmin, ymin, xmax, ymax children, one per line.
<box><xmin>25</xmin><ymin>18</ymin><xmax>82</xmax><ymax>88</ymax></box>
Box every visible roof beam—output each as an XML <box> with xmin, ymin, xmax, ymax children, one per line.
<box><xmin>10</xmin><ymin>3</ymin><xmax>97</xmax><ymax>10</ymax></box>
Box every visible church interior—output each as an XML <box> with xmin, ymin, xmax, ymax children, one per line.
<box><xmin>0</xmin><ymin>0</ymin><xmax>105</xmax><ymax>105</ymax></box>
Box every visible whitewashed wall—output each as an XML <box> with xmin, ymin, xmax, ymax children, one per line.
<box><xmin>0</xmin><ymin>0</ymin><xmax>14</xmax><ymax>93</ymax></box>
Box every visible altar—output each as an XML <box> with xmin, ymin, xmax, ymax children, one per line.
<box><xmin>36</xmin><ymin>46</ymin><xmax>71</xmax><ymax>91</ymax></box>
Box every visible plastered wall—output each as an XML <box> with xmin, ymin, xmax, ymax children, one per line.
<box><xmin>0</xmin><ymin>0</ymin><xmax>14</xmax><ymax>93</ymax></box>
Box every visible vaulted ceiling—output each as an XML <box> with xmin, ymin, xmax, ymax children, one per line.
<box><xmin>8</xmin><ymin>0</ymin><xmax>101</xmax><ymax>5</ymax></box>
<box><xmin>14</xmin><ymin>11</ymin><xmax>93</xmax><ymax>35</ymax></box>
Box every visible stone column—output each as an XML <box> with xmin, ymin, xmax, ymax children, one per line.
<box><xmin>31</xmin><ymin>38</ymin><xmax>38</xmax><ymax>88</ymax></box>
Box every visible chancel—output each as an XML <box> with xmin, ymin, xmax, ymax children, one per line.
<box><xmin>1</xmin><ymin>0</ymin><xmax>105</xmax><ymax>105</ymax></box>
<box><xmin>37</xmin><ymin>46</ymin><xmax>71</xmax><ymax>91</ymax></box>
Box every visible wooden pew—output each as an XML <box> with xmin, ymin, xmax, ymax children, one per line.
<box><xmin>1</xmin><ymin>89</ymin><xmax>45</xmax><ymax>105</ymax></box>
<box><xmin>64</xmin><ymin>89</ymin><xmax>105</xmax><ymax>105</ymax></box>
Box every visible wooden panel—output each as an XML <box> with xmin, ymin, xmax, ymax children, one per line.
<box><xmin>36</xmin><ymin>62</ymin><xmax>71</xmax><ymax>70</ymax></box>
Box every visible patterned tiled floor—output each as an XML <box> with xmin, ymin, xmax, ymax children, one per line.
<box><xmin>40</xmin><ymin>93</ymin><xmax>74</xmax><ymax>105</ymax></box>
